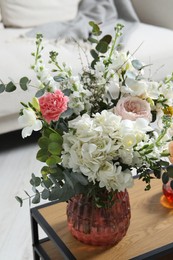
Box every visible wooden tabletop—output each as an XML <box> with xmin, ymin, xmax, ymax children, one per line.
<box><xmin>38</xmin><ymin>178</ymin><xmax>173</xmax><ymax>260</ymax></box>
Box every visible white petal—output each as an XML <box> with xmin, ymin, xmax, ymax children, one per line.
<box><xmin>21</xmin><ymin>126</ymin><xmax>33</xmax><ymax>138</ymax></box>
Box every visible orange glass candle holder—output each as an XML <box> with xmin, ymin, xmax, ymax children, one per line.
<box><xmin>162</xmin><ymin>180</ymin><xmax>173</xmax><ymax>203</ymax></box>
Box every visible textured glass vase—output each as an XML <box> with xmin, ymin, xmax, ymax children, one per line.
<box><xmin>66</xmin><ymin>190</ymin><xmax>131</xmax><ymax>246</ymax></box>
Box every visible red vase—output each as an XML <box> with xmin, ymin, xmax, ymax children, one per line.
<box><xmin>66</xmin><ymin>190</ymin><xmax>131</xmax><ymax>246</ymax></box>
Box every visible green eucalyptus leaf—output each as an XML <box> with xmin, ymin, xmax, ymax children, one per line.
<box><xmin>38</xmin><ymin>136</ymin><xmax>49</xmax><ymax>148</ymax></box>
<box><xmin>5</xmin><ymin>81</ymin><xmax>16</xmax><ymax>92</ymax></box>
<box><xmin>72</xmin><ymin>172</ymin><xmax>88</xmax><ymax>186</ymax></box>
<box><xmin>49</xmin><ymin>132</ymin><xmax>62</xmax><ymax>143</ymax></box>
<box><xmin>91</xmin><ymin>59</ymin><xmax>97</xmax><ymax>69</ymax></box>
<box><xmin>96</xmin><ymin>41</ymin><xmax>108</xmax><ymax>54</ymax></box>
<box><xmin>62</xmin><ymin>88</ymin><xmax>71</xmax><ymax>96</ymax></box>
<box><xmin>90</xmin><ymin>49</ymin><xmax>99</xmax><ymax>59</ymax></box>
<box><xmin>19</xmin><ymin>77</ymin><xmax>30</xmax><ymax>91</ymax></box>
<box><xmin>41</xmin><ymin>189</ymin><xmax>50</xmax><ymax>199</ymax></box>
<box><xmin>132</xmin><ymin>59</ymin><xmax>144</xmax><ymax>70</ymax></box>
<box><xmin>46</xmin><ymin>155</ymin><xmax>61</xmax><ymax>166</ymax></box>
<box><xmin>42</xmin><ymin>178</ymin><xmax>53</xmax><ymax>189</ymax></box>
<box><xmin>162</xmin><ymin>171</ymin><xmax>169</xmax><ymax>184</ymax></box>
<box><xmin>64</xmin><ymin>174</ymin><xmax>74</xmax><ymax>189</ymax></box>
<box><xmin>41</xmin><ymin>166</ymin><xmax>50</xmax><ymax>176</ymax></box>
<box><xmin>30</xmin><ymin>173</ymin><xmax>41</xmax><ymax>187</ymax></box>
<box><xmin>36</xmin><ymin>148</ymin><xmax>49</xmax><ymax>162</ymax></box>
<box><xmin>49</xmin><ymin>187</ymin><xmax>63</xmax><ymax>201</ymax></box>
<box><xmin>89</xmin><ymin>21</ymin><xmax>102</xmax><ymax>36</ymax></box>
<box><xmin>160</xmin><ymin>160</ymin><xmax>169</xmax><ymax>167</ymax></box>
<box><xmin>48</xmin><ymin>142</ymin><xmax>61</xmax><ymax>155</ymax></box>
<box><xmin>166</xmin><ymin>165</ymin><xmax>173</xmax><ymax>178</ymax></box>
<box><xmin>53</xmin><ymin>76</ymin><xmax>65</xmax><ymax>82</ymax></box>
<box><xmin>35</xmin><ymin>88</ymin><xmax>45</xmax><ymax>98</ymax></box>
<box><xmin>88</xmin><ymin>37</ymin><xmax>98</xmax><ymax>44</ymax></box>
<box><xmin>32</xmin><ymin>192</ymin><xmax>41</xmax><ymax>204</ymax></box>
<box><xmin>100</xmin><ymin>35</ymin><xmax>112</xmax><ymax>44</ymax></box>
<box><xmin>15</xmin><ymin>196</ymin><xmax>23</xmax><ymax>207</ymax></box>
<box><xmin>61</xmin><ymin>108</ymin><xmax>74</xmax><ymax>119</ymax></box>
<box><xmin>0</xmin><ymin>84</ymin><xmax>5</xmax><ymax>93</ymax></box>
<box><xmin>49</xmin><ymin>166</ymin><xmax>64</xmax><ymax>180</ymax></box>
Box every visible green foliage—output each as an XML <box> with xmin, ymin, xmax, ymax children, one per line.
<box><xmin>5</xmin><ymin>81</ymin><xmax>16</xmax><ymax>92</ymax></box>
<box><xmin>35</xmin><ymin>87</ymin><xmax>46</xmax><ymax>98</ymax></box>
<box><xmin>37</xmin><ymin>130</ymin><xmax>63</xmax><ymax>165</ymax></box>
<box><xmin>0</xmin><ymin>76</ymin><xmax>32</xmax><ymax>94</ymax></box>
<box><xmin>89</xmin><ymin>21</ymin><xmax>123</xmax><ymax>69</ymax></box>
<box><xmin>162</xmin><ymin>171</ymin><xmax>169</xmax><ymax>184</ymax></box>
<box><xmin>89</xmin><ymin>21</ymin><xmax>102</xmax><ymax>36</ymax></box>
<box><xmin>32</xmin><ymin>192</ymin><xmax>41</xmax><ymax>204</ymax></box>
<box><xmin>165</xmin><ymin>164</ymin><xmax>173</xmax><ymax>178</ymax></box>
<box><xmin>30</xmin><ymin>173</ymin><xmax>41</xmax><ymax>187</ymax></box>
<box><xmin>19</xmin><ymin>77</ymin><xmax>30</xmax><ymax>91</ymax></box>
<box><xmin>0</xmin><ymin>84</ymin><xmax>5</xmax><ymax>93</ymax></box>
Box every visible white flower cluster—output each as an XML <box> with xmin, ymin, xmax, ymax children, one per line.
<box><xmin>62</xmin><ymin>110</ymin><xmax>157</xmax><ymax>191</ymax></box>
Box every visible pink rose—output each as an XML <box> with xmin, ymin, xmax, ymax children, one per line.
<box><xmin>114</xmin><ymin>96</ymin><xmax>152</xmax><ymax>121</ymax></box>
<box><xmin>39</xmin><ymin>90</ymin><xmax>69</xmax><ymax>123</ymax></box>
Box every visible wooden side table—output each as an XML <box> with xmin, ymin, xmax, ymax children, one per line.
<box><xmin>30</xmin><ymin>178</ymin><xmax>173</xmax><ymax>260</ymax></box>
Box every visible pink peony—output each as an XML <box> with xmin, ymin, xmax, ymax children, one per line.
<box><xmin>39</xmin><ymin>90</ymin><xmax>69</xmax><ymax>123</ymax></box>
<box><xmin>114</xmin><ymin>96</ymin><xmax>152</xmax><ymax>121</ymax></box>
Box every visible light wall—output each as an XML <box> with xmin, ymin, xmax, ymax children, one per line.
<box><xmin>131</xmin><ymin>0</ymin><xmax>173</xmax><ymax>30</ymax></box>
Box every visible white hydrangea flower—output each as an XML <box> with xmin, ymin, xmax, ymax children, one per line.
<box><xmin>94</xmin><ymin>110</ymin><xmax>122</xmax><ymax>136</ymax></box>
<box><xmin>119</xmin><ymin>148</ymin><xmax>133</xmax><ymax>165</ymax></box>
<box><xmin>18</xmin><ymin>108</ymin><xmax>42</xmax><ymax>138</ymax></box>
<box><xmin>62</xmin><ymin>110</ymin><xmax>135</xmax><ymax>190</ymax></box>
<box><xmin>97</xmin><ymin>162</ymin><xmax>134</xmax><ymax>192</ymax></box>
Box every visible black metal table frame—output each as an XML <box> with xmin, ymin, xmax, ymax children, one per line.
<box><xmin>30</xmin><ymin>201</ymin><xmax>173</xmax><ymax>260</ymax></box>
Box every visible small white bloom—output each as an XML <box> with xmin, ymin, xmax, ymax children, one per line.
<box><xmin>18</xmin><ymin>108</ymin><xmax>42</xmax><ymax>138</ymax></box>
<box><xmin>122</xmin><ymin>134</ymin><xmax>137</xmax><ymax>148</ymax></box>
<box><xmin>123</xmin><ymin>78</ymin><xmax>148</xmax><ymax>96</ymax></box>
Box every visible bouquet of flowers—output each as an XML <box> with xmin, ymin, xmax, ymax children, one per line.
<box><xmin>2</xmin><ymin>22</ymin><xmax>173</xmax><ymax>207</ymax></box>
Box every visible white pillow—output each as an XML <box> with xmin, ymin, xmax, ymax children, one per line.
<box><xmin>0</xmin><ymin>0</ymin><xmax>80</xmax><ymax>28</ymax></box>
